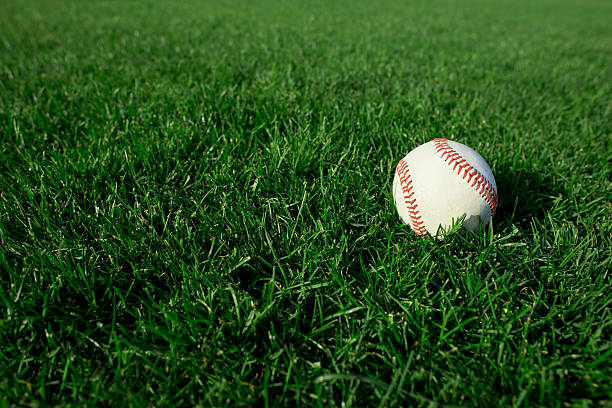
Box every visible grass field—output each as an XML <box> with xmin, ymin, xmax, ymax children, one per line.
<box><xmin>1</xmin><ymin>0</ymin><xmax>611</xmax><ymax>406</ymax></box>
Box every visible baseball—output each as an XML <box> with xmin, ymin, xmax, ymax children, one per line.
<box><xmin>393</xmin><ymin>138</ymin><xmax>498</xmax><ymax>237</ymax></box>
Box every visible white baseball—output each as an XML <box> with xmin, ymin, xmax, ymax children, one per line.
<box><xmin>393</xmin><ymin>138</ymin><xmax>498</xmax><ymax>237</ymax></box>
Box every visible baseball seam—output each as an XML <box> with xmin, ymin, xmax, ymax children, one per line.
<box><xmin>396</xmin><ymin>159</ymin><xmax>427</xmax><ymax>236</ymax></box>
<box><xmin>432</xmin><ymin>138</ymin><xmax>498</xmax><ymax>216</ymax></box>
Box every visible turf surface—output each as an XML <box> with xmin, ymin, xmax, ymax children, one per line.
<box><xmin>1</xmin><ymin>0</ymin><xmax>611</xmax><ymax>406</ymax></box>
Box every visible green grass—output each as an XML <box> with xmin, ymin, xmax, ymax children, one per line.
<box><xmin>1</xmin><ymin>0</ymin><xmax>611</xmax><ymax>406</ymax></box>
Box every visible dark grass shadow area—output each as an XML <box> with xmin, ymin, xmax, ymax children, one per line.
<box><xmin>493</xmin><ymin>163</ymin><xmax>565</xmax><ymax>232</ymax></box>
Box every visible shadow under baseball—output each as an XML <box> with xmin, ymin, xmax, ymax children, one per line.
<box><xmin>492</xmin><ymin>163</ymin><xmax>564</xmax><ymax>232</ymax></box>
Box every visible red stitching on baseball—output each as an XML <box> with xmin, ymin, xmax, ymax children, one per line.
<box><xmin>396</xmin><ymin>159</ymin><xmax>427</xmax><ymax>236</ymax></box>
<box><xmin>433</xmin><ymin>138</ymin><xmax>498</xmax><ymax>216</ymax></box>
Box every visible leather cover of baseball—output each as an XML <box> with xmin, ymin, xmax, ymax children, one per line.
<box><xmin>393</xmin><ymin>138</ymin><xmax>498</xmax><ymax>237</ymax></box>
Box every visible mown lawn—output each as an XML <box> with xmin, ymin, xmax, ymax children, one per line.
<box><xmin>1</xmin><ymin>0</ymin><xmax>611</xmax><ymax>406</ymax></box>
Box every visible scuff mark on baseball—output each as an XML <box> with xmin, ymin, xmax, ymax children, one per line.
<box><xmin>393</xmin><ymin>138</ymin><xmax>498</xmax><ymax>237</ymax></box>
